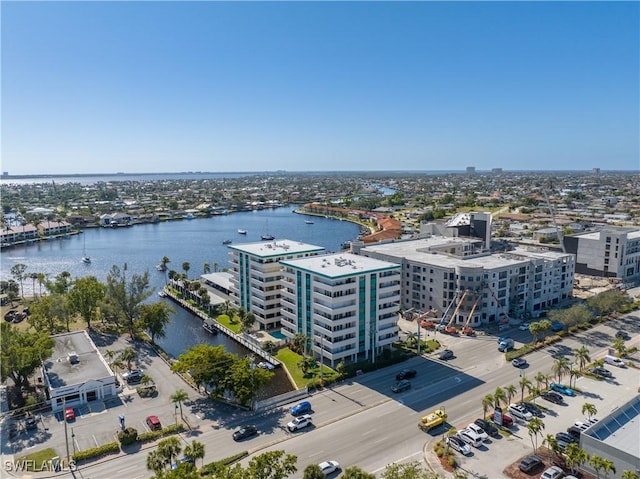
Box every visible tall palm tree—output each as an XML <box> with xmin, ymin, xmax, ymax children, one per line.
<box><xmin>36</xmin><ymin>272</ymin><xmax>48</xmax><ymax>297</ymax></box>
<box><xmin>182</xmin><ymin>262</ymin><xmax>190</xmax><ymax>279</ymax></box>
<box><xmin>544</xmin><ymin>434</ymin><xmax>559</xmax><ymax>463</ymax></box>
<box><xmin>146</xmin><ymin>449</ymin><xmax>167</xmax><ymax>473</ymax></box>
<box><xmin>527</xmin><ymin>417</ymin><xmax>545</xmax><ymax>453</ymax></box>
<box><xmin>203</xmin><ymin>262</ymin><xmax>211</xmax><ymax>274</ymax></box>
<box><xmin>157</xmin><ymin>436</ymin><xmax>182</xmax><ymax>467</ymax></box>
<box><xmin>161</xmin><ymin>256</ymin><xmax>170</xmax><ymax>284</ymax></box>
<box><xmin>482</xmin><ymin>394</ymin><xmax>494</xmax><ymax>419</ymax></box>
<box><xmin>534</xmin><ymin>371</ymin><xmax>546</xmax><ymax>391</ymax></box>
<box><xmin>552</xmin><ymin>357</ymin><xmax>571</xmax><ymax>383</ymax></box>
<box><xmin>119</xmin><ymin>348</ymin><xmax>137</xmax><ymax>371</ymax></box>
<box><xmin>611</xmin><ymin>338</ymin><xmax>627</xmax><ymax>358</ymax></box>
<box><xmin>601</xmin><ymin>458</ymin><xmax>616</xmax><ymax>479</ymax></box>
<box><xmin>519</xmin><ymin>376</ymin><xmax>533</xmax><ymax>402</ymax></box>
<box><xmin>621</xmin><ymin>471</ymin><xmax>639</xmax><ymax>479</ymax></box>
<box><xmin>170</xmin><ymin>389</ymin><xmax>189</xmax><ymax>421</ymax></box>
<box><xmin>573</xmin><ymin>345</ymin><xmax>591</xmax><ymax>372</ymax></box>
<box><xmin>582</xmin><ymin>402</ymin><xmax>597</xmax><ymax>419</ymax></box>
<box><xmin>505</xmin><ymin>384</ymin><xmax>517</xmax><ymax>405</ymax></box>
<box><xmin>590</xmin><ymin>454</ymin><xmax>605</xmax><ymax>479</ymax></box>
<box><xmin>184</xmin><ymin>440</ymin><xmax>205</xmax><ymax>468</ymax></box>
<box><xmin>493</xmin><ymin>387</ymin><xmax>507</xmax><ymax>408</ymax></box>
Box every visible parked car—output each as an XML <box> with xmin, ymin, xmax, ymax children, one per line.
<box><xmin>465</xmin><ymin>423</ymin><xmax>489</xmax><ymax>442</ymax></box>
<box><xmin>550</xmin><ymin>383</ymin><xmax>575</xmax><ymax>396</ymax></box>
<box><xmin>391</xmin><ymin>379</ymin><xmax>411</xmax><ymax>393</ymax></box>
<box><xmin>122</xmin><ymin>369</ymin><xmax>144</xmax><ymax>383</ymax></box>
<box><xmin>551</xmin><ymin>321</ymin><xmax>564</xmax><ymax>332</ymax></box>
<box><xmin>518</xmin><ymin>401</ymin><xmax>543</xmax><ymax>417</ymax></box>
<box><xmin>508</xmin><ymin>403</ymin><xmax>534</xmax><ymax>422</ymax></box>
<box><xmin>541</xmin><ymin>465</ymin><xmax>564</xmax><ymax>479</ymax></box>
<box><xmin>446</xmin><ymin>435</ymin><xmax>471</xmax><ymax>456</ymax></box>
<box><xmin>588</xmin><ymin>366</ymin><xmax>613</xmax><ymax>378</ymax></box>
<box><xmin>287</xmin><ymin>414</ymin><xmax>313</xmax><ymax>432</ymax></box>
<box><xmin>171</xmin><ymin>457</ymin><xmax>195</xmax><ymax>470</ymax></box>
<box><xmin>146</xmin><ymin>415</ymin><xmax>162</xmax><ymax>431</ymax></box>
<box><xmin>566</xmin><ymin>425</ymin><xmax>582</xmax><ymax>438</ymax></box>
<box><xmin>512</xmin><ymin>358</ymin><xmax>527</xmax><ymax>368</ymax></box>
<box><xmin>518</xmin><ymin>322</ymin><xmax>531</xmax><ymax>331</ymax></box>
<box><xmin>556</xmin><ymin>432</ymin><xmax>578</xmax><ymax>444</ymax></box>
<box><xmin>318</xmin><ymin>460</ymin><xmax>340</xmax><ymax>476</ymax></box>
<box><xmin>497</xmin><ymin>335</ymin><xmax>510</xmax><ymax>344</ymax></box>
<box><xmin>25</xmin><ymin>416</ymin><xmax>38</xmax><ymax>430</ymax></box>
<box><xmin>604</xmin><ymin>355</ymin><xmax>626</xmax><ymax>368</ymax></box>
<box><xmin>233</xmin><ymin>425</ymin><xmax>258</xmax><ymax>441</ymax></box>
<box><xmin>64</xmin><ymin>407</ymin><xmax>75</xmax><ymax>422</ymax></box>
<box><xmin>489</xmin><ymin>411</ymin><xmax>513</xmax><ymax>427</ymax></box>
<box><xmin>474</xmin><ymin>418</ymin><xmax>500</xmax><ymax>438</ymax></box>
<box><xmin>257</xmin><ymin>361</ymin><xmax>275</xmax><ymax>370</ymax></box>
<box><xmin>395</xmin><ymin>368</ymin><xmax>417</xmax><ymax>380</ymax></box>
<box><xmin>541</xmin><ymin>391</ymin><xmax>564</xmax><ymax>404</ymax></box>
<box><xmin>518</xmin><ymin>455</ymin><xmax>543</xmax><ymax>473</ymax></box>
<box><xmin>439</xmin><ymin>349</ymin><xmax>454</xmax><ymax>360</ymax></box>
<box><xmin>457</xmin><ymin>428</ymin><xmax>484</xmax><ymax>448</ymax></box>
<box><xmin>290</xmin><ymin>401</ymin><xmax>312</xmax><ymax>416</ymax></box>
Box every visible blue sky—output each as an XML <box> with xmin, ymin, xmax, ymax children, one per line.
<box><xmin>2</xmin><ymin>1</ymin><xmax>638</xmax><ymax>174</ymax></box>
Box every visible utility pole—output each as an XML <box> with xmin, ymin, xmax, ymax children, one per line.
<box><xmin>417</xmin><ymin>318</ymin><xmax>421</xmax><ymax>355</ymax></box>
<box><xmin>63</xmin><ymin>399</ymin><xmax>70</xmax><ymax>465</ymax></box>
<box><xmin>319</xmin><ymin>336</ymin><xmax>324</xmax><ymax>384</ymax></box>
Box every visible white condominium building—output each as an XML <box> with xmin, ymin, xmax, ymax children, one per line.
<box><xmin>280</xmin><ymin>253</ymin><xmax>401</xmax><ymax>367</ymax></box>
<box><xmin>353</xmin><ymin>237</ymin><xmax>574</xmax><ymax>325</ymax></box>
<box><xmin>228</xmin><ymin>239</ymin><xmax>325</xmax><ymax>330</ymax></box>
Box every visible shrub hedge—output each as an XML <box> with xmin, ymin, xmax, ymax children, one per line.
<box><xmin>201</xmin><ymin>452</ymin><xmax>248</xmax><ymax>476</ymax></box>
<box><xmin>72</xmin><ymin>441</ymin><xmax>120</xmax><ymax>463</ymax></box>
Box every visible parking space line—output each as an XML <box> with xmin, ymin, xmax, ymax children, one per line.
<box><xmin>93</xmin><ymin>434</ymin><xmax>99</xmax><ymax>447</ymax></box>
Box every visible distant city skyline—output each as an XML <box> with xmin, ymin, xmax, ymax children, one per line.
<box><xmin>2</xmin><ymin>1</ymin><xmax>638</xmax><ymax>175</ymax></box>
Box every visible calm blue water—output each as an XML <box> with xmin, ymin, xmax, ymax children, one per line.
<box><xmin>1</xmin><ymin>207</ymin><xmax>360</xmax><ymax>361</ymax></box>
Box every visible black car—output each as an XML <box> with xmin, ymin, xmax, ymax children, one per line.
<box><xmin>541</xmin><ymin>391</ymin><xmax>564</xmax><ymax>404</ymax></box>
<box><xmin>474</xmin><ymin>418</ymin><xmax>500</xmax><ymax>438</ymax></box>
<box><xmin>566</xmin><ymin>425</ymin><xmax>582</xmax><ymax>439</ymax></box>
<box><xmin>439</xmin><ymin>349</ymin><xmax>454</xmax><ymax>360</ymax></box>
<box><xmin>615</xmin><ymin>330</ymin><xmax>630</xmax><ymax>340</ymax></box>
<box><xmin>518</xmin><ymin>455</ymin><xmax>543</xmax><ymax>473</ymax></box>
<box><xmin>588</xmin><ymin>366</ymin><xmax>613</xmax><ymax>379</ymax></box>
<box><xmin>518</xmin><ymin>401</ymin><xmax>543</xmax><ymax>417</ymax></box>
<box><xmin>391</xmin><ymin>379</ymin><xmax>411</xmax><ymax>393</ymax></box>
<box><xmin>395</xmin><ymin>369</ymin><xmax>417</xmax><ymax>381</ymax></box>
<box><xmin>232</xmin><ymin>425</ymin><xmax>258</xmax><ymax>441</ymax></box>
<box><xmin>25</xmin><ymin>416</ymin><xmax>38</xmax><ymax>430</ymax></box>
<box><xmin>556</xmin><ymin>432</ymin><xmax>578</xmax><ymax>444</ymax></box>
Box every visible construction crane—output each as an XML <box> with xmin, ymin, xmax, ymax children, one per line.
<box><xmin>486</xmin><ymin>284</ymin><xmax>510</xmax><ymax>324</ymax></box>
<box><xmin>437</xmin><ymin>290</ymin><xmax>461</xmax><ymax>328</ymax></box>
<box><xmin>461</xmin><ymin>294</ymin><xmax>482</xmax><ymax>335</ymax></box>
<box><xmin>443</xmin><ymin>290</ymin><xmax>468</xmax><ymax>334</ymax></box>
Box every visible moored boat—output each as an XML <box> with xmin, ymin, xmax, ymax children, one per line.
<box><xmin>156</xmin><ymin>263</ymin><xmax>167</xmax><ymax>271</ymax></box>
<box><xmin>222</xmin><ymin>239</ymin><xmax>232</xmax><ymax>245</ymax></box>
<box><xmin>158</xmin><ymin>290</ymin><xmax>167</xmax><ymax>297</ymax></box>
<box><xmin>202</xmin><ymin>321</ymin><xmax>218</xmax><ymax>334</ymax></box>
<box><xmin>238</xmin><ymin>229</ymin><xmax>247</xmax><ymax>235</ymax></box>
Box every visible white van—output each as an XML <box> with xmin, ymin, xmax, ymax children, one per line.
<box><xmin>457</xmin><ymin>428</ymin><xmax>484</xmax><ymax>448</ymax></box>
<box><xmin>604</xmin><ymin>355</ymin><xmax>625</xmax><ymax>367</ymax></box>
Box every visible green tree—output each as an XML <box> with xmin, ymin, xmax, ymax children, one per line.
<box><xmin>298</xmin><ymin>357</ymin><xmax>317</xmax><ymax>375</ymax></box>
<box><xmin>590</xmin><ymin>454</ymin><xmax>606</xmax><ymax>479</ymax></box>
<box><xmin>582</xmin><ymin>402</ymin><xmax>597</xmax><ymax>420</ymax></box>
<box><xmin>240</xmin><ymin>311</ymin><xmax>256</xmax><ymax>332</ymax></box>
<box><xmin>544</xmin><ymin>434</ymin><xmax>560</xmax><ymax>462</ymax></box>
<box><xmin>519</xmin><ymin>376</ymin><xmax>532</xmax><ymax>402</ymax></box>
<box><xmin>171</xmin><ymin>344</ymin><xmax>235</xmax><ymax>395</ymax></box>
<box><xmin>27</xmin><ymin>294</ymin><xmax>68</xmax><ymax>334</ymax></box>
<box><xmin>552</xmin><ymin>357</ymin><xmax>571</xmax><ymax>383</ymax></box>
<box><xmin>182</xmin><ymin>262</ymin><xmax>190</xmax><ymax>279</ymax></box>
<box><xmin>534</xmin><ymin>371</ymin><xmax>546</xmax><ymax>391</ymax></box>
<box><xmin>245</xmin><ymin>450</ymin><xmax>297</xmax><ymax>479</ymax></box>
<box><xmin>223</xmin><ymin>357</ymin><xmax>274</xmax><ymax>406</ymax></box>
<box><xmin>527</xmin><ymin>417</ymin><xmax>545</xmax><ymax>453</ymax></box>
<box><xmin>140</xmin><ymin>302</ymin><xmax>175</xmax><ymax>343</ymax></box>
<box><xmin>10</xmin><ymin>263</ymin><xmax>27</xmax><ymax>299</ymax></box>
<box><xmin>203</xmin><ymin>262</ymin><xmax>211</xmax><ymax>274</ymax></box>
<box><xmin>0</xmin><ymin>323</ymin><xmax>54</xmax><ymax>393</ymax></box>
<box><xmin>573</xmin><ymin>346</ymin><xmax>591</xmax><ymax>372</ymax></box>
<box><xmin>119</xmin><ymin>347</ymin><xmax>137</xmax><ymax>371</ymax></box>
<box><xmin>493</xmin><ymin>387</ymin><xmax>507</xmax><ymax>408</ymax></box>
<box><xmin>67</xmin><ymin>276</ymin><xmax>106</xmax><ymax>329</ymax></box>
<box><xmin>381</xmin><ymin>461</ymin><xmax>432</xmax><ymax>479</ymax></box>
<box><xmin>302</xmin><ymin>464</ymin><xmax>324</xmax><ymax>479</ymax></box>
<box><xmin>341</xmin><ymin>466</ymin><xmax>376</xmax><ymax>479</ymax></box>
<box><xmin>157</xmin><ymin>436</ymin><xmax>182</xmax><ymax>468</ymax></box>
<box><xmin>170</xmin><ymin>389</ymin><xmax>189</xmax><ymax>421</ymax></box>
<box><xmin>482</xmin><ymin>394</ymin><xmax>494</xmax><ymax>419</ymax></box>
<box><xmin>587</xmin><ymin>289</ymin><xmax>632</xmax><ymax>316</ymax></box>
<box><xmin>146</xmin><ymin>450</ymin><xmax>167</xmax><ymax>473</ymax></box>
<box><xmin>183</xmin><ymin>440</ymin><xmax>205</xmax><ymax>468</ymax></box>
<box><xmin>505</xmin><ymin>384</ymin><xmax>517</xmax><ymax>405</ymax></box>
<box><xmin>612</xmin><ymin>337</ymin><xmax>627</xmax><ymax>357</ymax></box>
<box><xmin>529</xmin><ymin>321</ymin><xmax>544</xmax><ymax>343</ymax></box>
<box><xmin>564</xmin><ymin>443</ymin><xmax>587</xmax><ymax>476</ymax></box>
<box><xmin>46</xmin><ymin>271</ymin><xmax>72</xmax><ymax>295</ymax></box>
<box><xmin>105</xmin><ymin>264</ymin><xmax>153</xmax><ymax>337</ymax></box>
<box><xmin>621</xmin><ymin>472</ymin><xmax>639</xmax><ymax>479</ymax></box>
<box><xmin>291</xmin><ymin>333</ymin><xmax>309</xmax><ymax>354</ymax></box>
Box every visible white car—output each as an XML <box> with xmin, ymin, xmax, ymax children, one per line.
<box><xmin>457</xmin><ymin>428</ymin><xmax>483</xmax><ymax>448</ymax></box>
<box><xmin>541</xmin><ymin>465</ymin><xmax>564</xmax><ymax>479</ymax></box>
<box><xmin>508</xmin><ymin>403</ymin><xmax>534</xmax><ymax>422</ymax></box>
<box><xmin>466</xmin><ymin>423</ymin><xmax>489</xmax><ymax>442</ymax></box>
<box><xmin>318</xmin><ymin>460</ymin><xmax>340</xmax><ymax>476</ymax></box>
<box><xmin>287</xmin><ymin>414</ymin><xmax>313</xmax><ymax>432</ymax></box>
<box><xmin>518</xmin><ymin>322</ymin><xmax>531</xmax><ymax>331</ymax></box>
<box><xmin>446</xmin><ymin>435</ymin><xmax>471</xmax><ymax>456</ymax></box>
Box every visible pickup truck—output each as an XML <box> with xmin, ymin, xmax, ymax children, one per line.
<box><xmin>419</xmin><ymin>409</ymin><xmax>447</xmax><ymax>431</ymax></box>
<box><xmin>498</xmin><ymin>338</ymin><xmax>514</xmax><ymax>352</ymax></box>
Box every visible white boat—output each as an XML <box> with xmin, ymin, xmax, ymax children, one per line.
<box><xmin>222</xmin><ymin>239</ymin><xmax>232</xmax><ymax>245</ymax></box>
<box><xmin>202</xmin><ymin>321</ymin><xmax>218</xmax><ymax>334</ymax></box>
<box><xmin>261</xmin><ymin>234</ymin><xmax>275</xmax><ymax>241</ymax></box>
<box><xmin>81</xmin><ymin>234</ymin><xmax>91</xmax><ymax>263</ymax></box>
<box><xmin>305</xmin><ymin>220</ymin><xmax>314</xmax><ymax>224</ymax></box>
<box><xmin>156</xmin><ymin>263</ymin><xmax>167</xmax><ymax>271</ymax></box>
<box><xmin>158</xmin><ymin>290</ymin><xmax>167</xmax><ymax>298</ymax></box>
<box><xmin>82</xmin><ymin>256</ymin><xmax>91</xmax><ymax>264</ymax></box>
<box><xmin>238</xmin><ymin>229</ymin><xmax>247</xmax><ymax>235</ymax></box>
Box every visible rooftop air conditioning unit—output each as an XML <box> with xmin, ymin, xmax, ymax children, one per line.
<box><xmin>67</xmin><ymin>352</ymin><xmax>79</xmax><ymax>364</ymax></box>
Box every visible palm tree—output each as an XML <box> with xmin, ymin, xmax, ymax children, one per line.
<box><xmin>505</xmin><ymin>384</ymin><xmax>517</xmax><ymax>405</ymax></box>
<box><xmin>552</xmin><ymin>357</ymin><xmax>571</xmax><ymax>383</ymax></box>
<box><xmin>543</xmin><ymin>434</ymin><xmax>559</xmax><ymax>463</ymax></box>
<box><xmin>203</xmin><ymin>262</ymin><xmax>211</xmax><ymax>274</ymax></box>
<box><xmin>146</xmin><ymin>449</ymin><xmax>167</xmax><ymax>473</ymax></box>
<box><xmin>157</xmin><ymin>436</ymin><xmax>182</xmax><ymax>467</ymax></box>
<box><xmin>482</xmin><ymin>394</ymin><xmax>494</xmax><ymax>419</ymax></box>
<box><xmin>601</xmin><ymin>458</ymin><xmax>616</xmax><ymax>479</ymax></box>
<box><xmin>184</xmin><ymin>440</ymin><xmax>205</xmax><ymax>468</ymax></box>
<box><xmin>493</xmin><ymin>387</ymin><xmax>507</xmax><ymax>408</ymax></box>
<box><xmin>36</xmin><ymin>272</ymin><xmax>47</xmax><ymax>297</ymax></box>
<box><xmin>119</xmin><ymin>348</ymin><xmax>137</xmax><ymax>371</ymax></box>
<box><xmin>569</xmin><ymin>368</ymin><xmax>581</xmax><ymax>389</ymax></box>
<box><xmin>611</xmin><ymin>337</ymin><xmax>627</xmax><ymax>358</ymax></box>
<box><xmin>621</xmin><ymin>471</ymin><xmax>639</xmax><ymax>479</ymax></box>
<box><xmin>405</xmin><ymin>331</ymin><xmax>418</xmax><ymax>349</ymax></box>
<box><xmin>519</xmin><ymin>376</ymin><xmax>532</xmax><ymax>402</ymax></box>
<box><xmin>140</xmin><ymin>374</ymin><xmax>153</xmax><ymax>387</ymax></box>
<box><xmin>213</xmin><ymin>261</ymin><xmax>219</xmax><ymax>273</ymax></box>
<box><xmin>534</xmin><ymin>371</ymin><xmax>546</xmax><ymax>391</ymax></box>
<box><xmin>182</xmin><ymin>262</ymin><xmax>190</xmax><ymax>279</ymax></box>
<box><xmin>582</xmin><ymin>402</ymin><xmax>597</xmax><ymax>420</ymax></box>
<box><xmin>590</xmin><ymin>454</ymin><xmax>605</xmax><ymax>479</ymax></box>
<box><xmin>573</xmin><ymin>345</ymin><xmax>591</xmax><ymax>372</ymax></box>
<box><xmin>170</xmin><ymin>389</ymin><xmax>189</xmax><ymax>421</ymax></box>
<box><xmin>526</xmin><ymin>417</ymin><xmax>545</xmax><ymax>453</ymax></box>
<box><xmin>564</xmin><ymin>443</ymin><xmax>584</xmax><ymax>475</ymax></box>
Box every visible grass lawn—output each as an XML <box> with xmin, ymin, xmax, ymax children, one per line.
<box><xmin>275</xmin><ymin>348</ymin><xmax>339</xmax><ymax>388</ymax></box>
<box><xmin>215</xmin><ymin>314</ymin><xmax>242</xmax><ymax>334</ymax></box>
<box><xmin>17</xmin><ymin>448</ymin><xmax>59</xmax><ymax>471</ymax></box>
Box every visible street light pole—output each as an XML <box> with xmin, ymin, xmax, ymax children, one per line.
<box><xmin>71</xmin><ymin>428</ymin><xmax>76</xmax><ymax>455</ymax></box>
<box><xmin>63</xmin><ymin>399</ymin><xmax>70</xmax><ymax>464</ymax></box>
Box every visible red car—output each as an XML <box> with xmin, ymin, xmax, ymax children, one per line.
<box><xmin>64</xmin><ymin>407</ymin><xmax>75</xmax><ymax>421</ymax></box>
<box><xmin>489</xmin><ymin>412</ymin><xmax>513</xmax><ymax>427</ymax></box>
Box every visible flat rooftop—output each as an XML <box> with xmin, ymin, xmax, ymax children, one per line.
<box><xmin>576</xmin><ymin>228</ymin><xmax>640</xmax><ymax>241</ymax></box>
<box><xmin>227</xmin><ymin>239</ymin><xmax>325</xmax><ymax>258</ymax></box>
<box><xmin>584</xmin><ymin>395</ymin><xmax>640</xmax><ymax>459</ymax></box>
<box><xmin>44</xmin><ymin>331</ymin><xmax>112</xmax><ymax>389</ymax></box>
<box><xmin>281</xmin><ymin>252</ymin><xmax>400</xmax><ymax>279</ymax></box>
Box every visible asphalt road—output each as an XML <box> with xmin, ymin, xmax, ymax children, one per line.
<box><xmin>13</xmin><ymin>310</ymin><xmax>638</xmax><ymax>479</ymax></box>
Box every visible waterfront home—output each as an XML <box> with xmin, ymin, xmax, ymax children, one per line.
<box><xmin>0</xmin><ymin>223</ymin><xmax>39</xmax><ymax>245</ymax></box>
<box><xmin>37</xmin><ymin>220</ymin><xmax>72</xmax><ymax>237</ymax></box>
